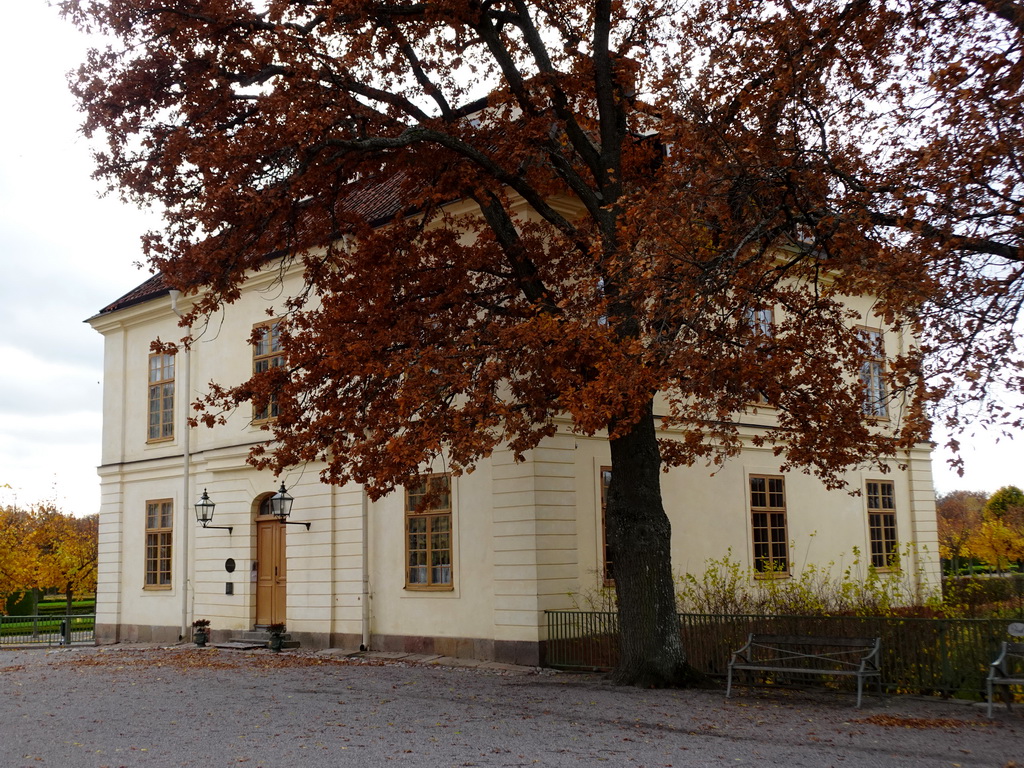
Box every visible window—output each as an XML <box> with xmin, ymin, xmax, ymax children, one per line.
<box><xmin>145</xmin><ymin>499</ymin><xmax>173</xmax><ymax>589</ymax></box>
<box><xmin>750</xmin><ymin>475</ymin><xmax>788</xmax><ymax>575</ymax></box>
<box><xmin>744</xmin><ymin>307</ymin><xmax>774</xmax><ymax>405</ymax></box>
<box><xmin>866</xmin><ymin>480</ymin><xmax>898</xmax><ymax>569</ymax></box>
<box><xmin>405</xmin><ymin>474</ymin><xmax>453</xmax><ymax>589</ymax></box>
<box><xmin>147</xmin><ymin>353</ymin><xmax>174</xmax><ymax>441</ymax></box>
<box><xmin>859</xmin><ymin>329</ymin><xmax>887</xmax><ymax>418</ymax></box>
<box><xmin>745</xmin><ymin>306</ymin><xmax>774</xmax><ymax>337</ymax></box>
<box><xmin>253</xmin><ymin>321</ymin><xmax>284</xmax><ymax>422</ymax></box>
<box><xmin>600</xmin><ymin>467</ymin><xmax>614</xmax><ymax>583</ymax></box>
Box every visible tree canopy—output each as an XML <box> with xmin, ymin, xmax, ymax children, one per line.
<box><xmin>0</xmin><ymin>504</ymin><xmax>98</xmax><ymax>610</ymax></box>
<box><xmin>974</xmin><ymin>485</ymin><xmax>1024</xmax><ymax>572</ymax></box>
<box><xmin>936</xmin><ymin>487</ymin><xmax>1024</xmax><ymax>573</ymax></box>
<box><xmin>936</xmin><ymin>489</ymin><xmax>989</xmax><ymax>564</ymax></box>
<box><xmin>64</xmin><ymin>0</ymin><xmax>1024</xmax><ymax>685</ymax></box>
<box><xmin>985</xmin><ymin>485</ymin><xmax>1024</xmax><ymax>519</ymax></box>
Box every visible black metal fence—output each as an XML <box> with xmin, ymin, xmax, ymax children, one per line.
<box><xmin>546</xmin><ymin>610</ymin><xmax>1019</xmax><ymax>698</ymax></box>
<box><xmin>0</xmin><ymin>613</ymin><xmax>96</xmax><ymax>647</ymax></box>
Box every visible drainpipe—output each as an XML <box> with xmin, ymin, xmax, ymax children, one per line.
<box><xmin>894</xmin><ymin>321</ymin><xmax>922</xmax><ymax>590</ymax></box>
<box><xmin>169</xmin><ymin>290</ymin><xmax>191</xmax><ymax>641</ymax></box>
<box><xmin>361</xmin><ymin>487</ymin><xmax>370</xmax><ymax>651</ymax></box>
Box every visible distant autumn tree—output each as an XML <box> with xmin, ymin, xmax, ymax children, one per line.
<box><xmin>936</xmin><ymin>490</ymin><xmax>988</xmax><ymax>570</ymax></box>
<box><xmin>0</xmin><ymin>505</ymin><xmax>36</xmax><ymax>608</ymax></box>
<box><xmin>984</xmin><ymin>486</ymin><xmax>1024</xmax><ymax>520</ymax></box>
<box><xmin>969</xmin><ymin>516</ymin><xmax>1024</xmax><ymax>575</ymax></box>
<box><xmin>970</xmin><ymin>485</ymin><xmax>1024</xmax><ymax>574</ymax></box>
<box><xmin>31</xmin><ymin>510</ymin><xmax>99</xmax><ymax>611</ymax></box>
<box><xmin>64</xmin><ymin>0</ymin><xmax>1024</xmax><ymax>685</ymax></box>
<box><xmin>0</xmin><ymin>504</ymin><xmax>98</xmax><ymax>611</ymax></box>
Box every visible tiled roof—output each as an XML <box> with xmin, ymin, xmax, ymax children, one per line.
<box><xmin>96</xmin><ymin>272</ymin><xmax>172</xmax><ymax>315</ymax></box>
<box><xmin>95</xmin><ymin>171</ymin><xmax>413</xmax><ymax>316</ymax></box>
<box><xmin>342</xmin><ymin>169</ymin><xmax>410</xmax><ymax>227</ymax></box>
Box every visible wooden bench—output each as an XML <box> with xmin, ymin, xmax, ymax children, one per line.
<box><xmin>726</xmin><ymin>633</ymin><xmax>882</xmax><ymax>708</ymax></box>
<box><xmin>987</xmin><ymin>641</ymin><xmax>1024</xmax><ymax>717</ymax></box>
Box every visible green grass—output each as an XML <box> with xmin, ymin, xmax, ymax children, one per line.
<box><xmin>1</xmin><ymin>614</ymin><xmax>95</xmax><ymax>638</ymax></box>
<box><xmin>35</xmin><ymin>599</ymin><xmax>96</xmax><ymax>616</ymax></box>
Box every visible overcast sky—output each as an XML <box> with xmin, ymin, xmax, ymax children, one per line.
<box><xmin>0</xmin><ymin>1</ymin><xmax>1020</xmax><ymax>518</ymax></box>
<box><xmin>1</xmin><ymin>1</ymin><xmax>156</xmax><ymax>515</ymax></box>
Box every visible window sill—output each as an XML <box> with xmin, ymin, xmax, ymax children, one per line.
<box><xmin>404</xmin><ymin>585</ymin><xmax>455</xmax><ymax>593</ymax></box>
<box><xmin>753</xmin><ymin>572</ymin><xmax>791</xmax><ymax>580</ymax></box>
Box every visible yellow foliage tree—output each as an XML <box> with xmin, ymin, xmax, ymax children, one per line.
<box><xmin>0</xmin><ymin>504</ymin><xmax>98</xmax><ymax>613</ymax></box>
<box><xmin>936</xmin><ymin>490</ymin><xmax>988</xmax><ymax>569</ymax></box>
<box><xmin>0</xmin><ymin>505</ymin><xmax>37</xmax><ymax>608</ymax></box>
<box><xmin>967</xmin><ymin>488</ymin><xmax>1024</xmax><ymax>576</ymax></box>
<box><xmin>967</xmin><ymin>519</ymin><xmax>1024</xmax><ymax>576</ymax></box>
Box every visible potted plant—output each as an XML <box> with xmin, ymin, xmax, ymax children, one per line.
<box><xmin>267</xmin><ymin>623</ymin><xmax>286</xmax><ymax>653</ymax></box>
<box><xmin>192</xmin><ymin>619</ymin><xmax>211</xmax><ymax>647</ymax></box>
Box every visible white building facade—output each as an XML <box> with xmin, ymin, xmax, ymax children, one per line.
<box><xmin>87</xmin><ymin>263</ymin><xmax>941</xmax><ymax>665</ymax></box>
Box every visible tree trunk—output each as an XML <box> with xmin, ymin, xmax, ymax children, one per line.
<box><xmin>606</xmin><ymin>399</ymin><xmax>697</xmax><ymax>687</ymax></box>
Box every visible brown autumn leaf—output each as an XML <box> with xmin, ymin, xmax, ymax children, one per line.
<box><xmin>853</xmin><ymin>714</ymin><xmax>992</xmax><ymax>730</ymax></box>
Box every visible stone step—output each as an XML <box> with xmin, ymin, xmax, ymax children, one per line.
<box><xmin>234</xmin><ymin>630</ymin><xmax>295</xmax><ymax>642</ymax></box>
<box><xmin>225</xmin><ymin>630</ymin><xmax>300</xmax><ymax>650</ymax></box>
<box><xmin>215</xmin><ymin>641</ymin><xmax>266</xmax><ymax>650</ymax></box>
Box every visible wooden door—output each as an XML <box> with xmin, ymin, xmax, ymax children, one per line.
<box><xmin>255</xmin><ymin>518</ymin><xmax>286</xmax><ymax>627</ymax></box>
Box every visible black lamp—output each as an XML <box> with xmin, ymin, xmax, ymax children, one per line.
<box><xmin>195</xmin><ymin>489</ymin><xmax>232</xmax><ymax>533</ymax></box>
<box><xmin>270</xmin><ymin>483</ymin><xmax>310</xmax><ymax>529</ymax></box>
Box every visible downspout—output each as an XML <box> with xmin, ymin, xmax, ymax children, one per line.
<box><xmin>169</xmin><ymin>290</ymin><xmax>191</xmax><ymax>641</ymax></box>
<box><xmin>361</xmin><ymin>487</ymin><xmax>370</xmax><ymax>651</ymax></box>
<box><xmin>340</xmin><ymin>232</ymin><xmax>371</xmax><ymax>651</ymax></box>
<box><xmin>895</xmin><ymin>321</ymin><xmax>922</xmax><ymax>590</ymax></box>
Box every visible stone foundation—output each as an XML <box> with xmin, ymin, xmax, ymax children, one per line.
<box><xmin>96</xmin><ymin>624</ymin><xmax>545</xmax><ymax>667</ymax></box>
<box><xmin>370</xmin><ymin>633</ymin><xmax>542</xmax><ymax>666</ymax></box>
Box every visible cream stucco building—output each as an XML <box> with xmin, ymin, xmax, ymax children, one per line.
<box><xmin>87</xmin><ymin>250</ymin><xmax>942</xmax><ymax>666</ymax></box>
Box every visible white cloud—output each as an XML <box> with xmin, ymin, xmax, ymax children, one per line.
<box><xmin>0</xmin><ymin>346</ymin><xmax>103</xmax><ymax>416</ymax></box>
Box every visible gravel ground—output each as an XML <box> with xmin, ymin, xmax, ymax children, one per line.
<box><xmin>1</xmin><ymin>644</ymin><xmax>1021</xmax><ymax>768</ymax></box>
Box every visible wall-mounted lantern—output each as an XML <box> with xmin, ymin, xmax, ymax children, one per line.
<box><xmin>269</xmin><ymin>483</ymin><xmax>310</xmax><ymax>529</ymax></box>
<box><xmin>194</xmin><ymin>489</ymin><xmax>233</xmax><ymax>533</ymax></box>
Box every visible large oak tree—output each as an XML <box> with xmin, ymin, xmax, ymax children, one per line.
<box><xmin>64</xmin><ymin>0</ymin><xmax>1023</xmax><ymax>685</ymax></box>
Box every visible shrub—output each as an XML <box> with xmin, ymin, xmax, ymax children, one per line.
<box><xmin>942</xmin><ymin>574</ymin><xmax>1024</xmax><ymax>616</ymax></box>
<box><xmin>566</xmin><ymin>577</ymin><xmax>617</xmax><ymax>612</ymax></box>
<box><xmin>570</xmin><ymin>545</ymin><xmax>1024</xmax><ymax>620</ymax></box>
<box><xmin>673</xmin><ymin>546</ymin><xmax>940</xmax><ymax>618</ymax></box>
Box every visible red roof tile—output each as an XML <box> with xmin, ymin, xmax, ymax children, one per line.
<box><xmin>96</xmin><ymin>273</ymin><xmax>171</xmax><ymax>315</ymax></box>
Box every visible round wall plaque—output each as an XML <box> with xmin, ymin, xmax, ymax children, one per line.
<box><xmin>225</xmin><ymin>558</ymin><xmax>236</xmax><ymax>574</ymax></box>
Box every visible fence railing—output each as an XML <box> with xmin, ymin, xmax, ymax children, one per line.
<box><xmin>0</xmin><ymin>613</ymin><xmax>96</xmax><ymax>647</ymax></box>
<box><xmin>546</xmin><ymin>610</ymin><xmax>1018</xmax><ymax>698</ymax></box>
